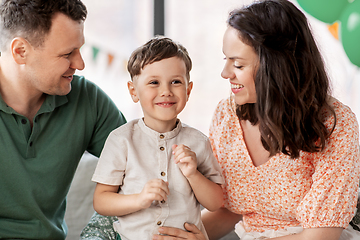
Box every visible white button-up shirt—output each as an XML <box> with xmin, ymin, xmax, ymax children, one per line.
<box><xmin>92</xmin><ymin>119</ymin><xmax>224</xmax><ymax>240</ymax></box>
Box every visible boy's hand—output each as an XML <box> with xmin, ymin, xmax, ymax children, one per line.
<box><xmin>137</xmin><ymin>179</ymin><xmax>169</xmax><ymax>209</ymax></box>
<box><xmin>172</xmin><ymin>144</ymin><xmax>198</xmax><ymax>178</ymax></box>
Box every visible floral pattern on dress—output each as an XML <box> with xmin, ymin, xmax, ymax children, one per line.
<box><xmin>209</xmin><ymin>97</ymin><xmax>360</xmax><ymax>233</ymax></box>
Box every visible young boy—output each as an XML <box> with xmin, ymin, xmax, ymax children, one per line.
<box><xmin>92</xmin><ymin>36</ymin><xmax>224</xmax><ymax>240</ymax></box>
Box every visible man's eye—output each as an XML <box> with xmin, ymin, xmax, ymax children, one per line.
<box><xmin>63</xmin><ymin>53</ymin><xmax>72</xmax><ymax>58</ymax></box>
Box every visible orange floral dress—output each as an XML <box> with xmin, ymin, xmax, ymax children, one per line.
<box><xmin>209</xmin><ymin>97</ymin><xmax>360</xmax><ymax>233</ymax></box>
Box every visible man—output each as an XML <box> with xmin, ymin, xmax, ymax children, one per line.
<box><xmin>0</xmin><ymin>0</ymin><xmax>126</xmax><ymax>239</ymax></box>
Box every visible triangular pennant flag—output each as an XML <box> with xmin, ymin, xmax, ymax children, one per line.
<box><xmin>328</xmin><ymin>22</ymin><xmax>339</xmax><ymax>40</ymax></box>
<box><xmin>107</xmin><ymin>53</ymin><xmax>114</xmax><ymax>66</ymax></box>
<box><xmin>92</xmin><ymin>46</ymin><xmax>100</xmax><ymax>61</ymax></box>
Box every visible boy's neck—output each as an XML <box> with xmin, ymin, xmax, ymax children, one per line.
<box><xmin>143</xmin><ymin>117</ymin><xmax>179</xmax><ymax>133</ymax></box>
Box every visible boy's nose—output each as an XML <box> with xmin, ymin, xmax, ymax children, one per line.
<box><xmin>160</xmin><ymin>85</ymin><xmax>173</xmax><ymax>96</ymax></box>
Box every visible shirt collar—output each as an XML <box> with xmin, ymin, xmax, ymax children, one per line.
<box><xmin>0</xmin><ymin>93</ymin><xmax>68</xmax><ymax>115</ymax></box>
<box><xmin>138</xmin><ymin>118</ymin><xmax>182</xmax><ymax>140</ymax></box>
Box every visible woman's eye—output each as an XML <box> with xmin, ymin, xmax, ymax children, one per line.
<box><xmin>234</xmin><ymin>65</ymin><xmax>243</xmax><ymax>69</ymax></box>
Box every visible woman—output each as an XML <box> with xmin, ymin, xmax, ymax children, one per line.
<box><xmin>153</xmin><ymin>0</ymin><xmax>360</xmax><ymax>239</ymax></box>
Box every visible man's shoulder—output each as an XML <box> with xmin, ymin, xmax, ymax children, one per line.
<box><xmin>70</xmin><ymin>75</ymin><xmax>98</xmax><ymax>92</ymax></box>
<box><xmin>67</xmin><ymin>75</ymin><xmax>110</xmax><ymax>103</ymax></box>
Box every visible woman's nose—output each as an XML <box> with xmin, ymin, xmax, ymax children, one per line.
<box><xmin>221</xmin><ymin>62</ymin><xmax>234</xmax><ymax>80</ymax></box>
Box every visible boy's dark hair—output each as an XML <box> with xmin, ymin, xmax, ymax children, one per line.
<box><xmin>228</xmin><ymin>0</ymin><xmax>336</xmax><ymax>159</ymax></box>
<box><xmin>0</xmin><ymin>0</ymin><xmax>87</xmax><ymax>51</ymax></box>
<box><xmin>127</xmin><ymin>36</ymin><xmax>192</xmax><ymax>81</ymax></box>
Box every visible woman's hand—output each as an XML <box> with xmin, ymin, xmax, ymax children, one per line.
<box><xmin>152</xmin><ymin>223</ymin><xmax>207</xmax><ymax>240</ymax></box>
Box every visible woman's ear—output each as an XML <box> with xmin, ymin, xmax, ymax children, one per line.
<box><xmin>127</xmin><ymin>81</ymin><xmax>139</xmax><ymax>103</ymax></box>
<box><xmin>11</xmin><ymin>37</ymin><xmax>30</xmax><ymax>64</ymax></box>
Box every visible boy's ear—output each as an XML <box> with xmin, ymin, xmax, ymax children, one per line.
<box><xmin>186</xmin><ymin>81</ymin><xmax>193</xmax><ymax>101</ymax></box>
<box><xmin>127</xmin><ymin>81</ymin><xmax>139</xmax><ymax>103</ymax></box>
<box><xmin>11</xmin><ymin>37</ymin><xmax>31</xmax><ymax>64</ymax></box>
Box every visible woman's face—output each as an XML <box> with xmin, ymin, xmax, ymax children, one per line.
<box><xmin>221</xmin><ymin>26</ymin><xmax>259</xmax><ymax>106</ymax></box>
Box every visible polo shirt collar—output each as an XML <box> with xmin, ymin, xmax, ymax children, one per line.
<box><xmin>0</xmin><ymin>93</ymin><xmax>68</xmax><ymax>115</ymax></box>
<box><xmin>138</xmin><ymin>118</ymin><xmax>182</xmax><ymax>140</ymax></box>
<box><xmin>0</xmin><ymin>94</ymin><xmax>13</xmax><ymax>114</ymax></box>
<box><xmin>37</xmin><ymin>94</ymin><xmax>68</xmax><ymax>115</ymax></box>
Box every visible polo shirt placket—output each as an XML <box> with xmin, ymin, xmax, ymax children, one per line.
<box><xmin>19</xmin><ymin>116</ymin><xmax>36</xmax><ymax>158</ymax></box>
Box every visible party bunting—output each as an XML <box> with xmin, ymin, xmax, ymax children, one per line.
<box><xmin>92</xmin><ymin>46</ymin><xmax>100</xmax><ymax>61</ymax></box>
<box><xmin>108</xmin><ymin>53</ymin><xmax>115</xmax><ymax>66</ymax></box>
<box><xmin>328</xmin><ymin>22</ymin><xmax>339</xmax><ymax>40</ymax></box>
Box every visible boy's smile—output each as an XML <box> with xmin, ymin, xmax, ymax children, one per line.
<box><xmin>128</xmin><ymin>57</ymin><xmax>193</xmax><ymax>133</ymax></box>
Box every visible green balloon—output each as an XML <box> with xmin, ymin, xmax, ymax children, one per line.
<box><xmin>297</xmin><ymin>0</ymin><xmax>349</xmax><ymax>23</ymax></box>
<box><xmin>340</xmin><ymin>0</ymin><xmax>360</xmax><ymax>67</ymax></box>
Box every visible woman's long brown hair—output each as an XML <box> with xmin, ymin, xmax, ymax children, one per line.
<box><xmin>228</xmin><ymin>0</ymin><xmax>336</xmax><ymax>159</ymax></box>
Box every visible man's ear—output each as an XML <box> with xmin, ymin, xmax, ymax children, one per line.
<box><xmin>11</xmin><ymin>37</ymin><xmax>30</xmax><ymax>64</ymax></box>
<box><xmin>127</xmin><ymin>81</ymin><xmax>139</xmax><ymax>103</ymax></box>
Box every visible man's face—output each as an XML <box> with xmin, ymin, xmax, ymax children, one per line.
<box><xmin>24</xmin><ymin>13</ymin><xmax>85</xmax><ymax>96</ymax></box>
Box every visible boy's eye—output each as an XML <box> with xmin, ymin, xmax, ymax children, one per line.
<box><xmin>149</xmin><ymin>80</ymin><xmax>159</xmax><ymax>85</ymax></box>
<box><xmin>171</xmin><ymin>80</ymin><xmax>182</xmax><ymax>84</ymax></box>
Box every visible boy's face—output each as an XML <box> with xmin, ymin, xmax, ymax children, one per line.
<box><xmin>128</xmin><ymin>57</ymin><xmax>193</xmax><ymax>133</ymax></box>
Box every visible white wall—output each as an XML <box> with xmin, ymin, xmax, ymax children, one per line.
<box><xmin>78</xmin><ymin>0</ymin><xmax>360</xmax><ymax>136</ymax></box>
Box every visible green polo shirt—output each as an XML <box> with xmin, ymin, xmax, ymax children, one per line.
<box><xmin>0</xmin><ymin>75</ymin><xmax>126</xmax><ymax>239</ymax></box>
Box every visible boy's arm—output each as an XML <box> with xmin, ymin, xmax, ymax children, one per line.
<box><xmin>187</xmin><ymin>171</ymin><xmax>223</xmax><ymax>211</ymax></box>
<box><xmin>93</xmin><ymin>183</ymin><xmax>141</xmax><ymax>216</ymax></box>
<box><xmin>172</xmin><ymin>144</ymin><xmax>223</xmax><ymax>211</ymax></box>
<box><xmin>93</xmin><ymin>180</ymin><xmax>169</xmax><ymax>216</ymax></box>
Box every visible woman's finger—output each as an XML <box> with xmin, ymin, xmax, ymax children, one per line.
<box><xmin>184</xmin><ymin>223</ymin><xmax>202</xmax><ymax>234</ymax></box>
<box><xmin>153</xmin><ymin>224</ymin><xmax>206</xmax><ymax>240</ymax></box>
<box><xmin>156</xmin><ymin>226</ymin><xmax>190</xmax><ymax>239</ymax></box>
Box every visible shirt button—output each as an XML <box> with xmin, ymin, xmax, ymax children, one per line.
<box><xmin>161</xmin><ymin>200</ymin><xmax>165</xmax><ymax>204</ymax></box>
<box><xmin>29</xmin><ymin>142</ymin><xmax>33</xmax><ymax>147</ymax></box>
<box><xmin>21</xmin><ymin>119</ymin><xmax>27</xmax><ymax>124</ymax></box>
<box><xmin>157</xmin><ymin>221</ymin><xmax>162</xmax><ymax>225</ymax></box>
<box><xmin>159</xmin><ymin>134</ymin><xmax>165</xmax><ymax>139</ymax></box>
<box><xmin>159</xmin><ymin>146</ymin><xmax>165</xmax><ymax>151</ymax></box>
<box><xmin>161</xmin><ymin>172</ymin><xmax>166</xmax><ymax>176</ymax></box>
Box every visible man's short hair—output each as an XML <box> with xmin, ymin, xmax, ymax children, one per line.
<box><xmin>0</xmin><ymin>0</ymin><xmax>87</xmax><ymax>51</ymax></box>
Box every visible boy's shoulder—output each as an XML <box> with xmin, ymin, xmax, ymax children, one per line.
<box><xmin>110</xmin><ymin>119</ymin><xmax>140</xmax><ymax>137</ymax></box>
<box><xmin>180</xmin><ymin>122</ymin><xmax>209</xmax><ymax>141</ymax></box>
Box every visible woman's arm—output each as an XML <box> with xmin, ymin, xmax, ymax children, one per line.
<box><xmin>272</xmin><ymin>227</ymin><xmax>343</xmax><ymax>240</ymax></box>
<box><xmin>202</xmin><ymin>208</ymin><xmax>242</xmax><ymax>240</ymax></box>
